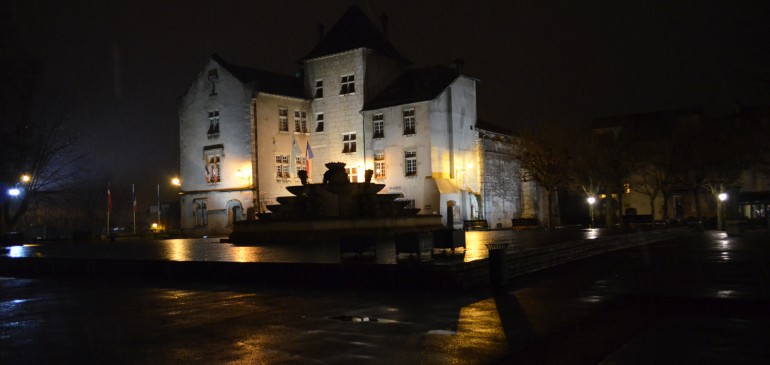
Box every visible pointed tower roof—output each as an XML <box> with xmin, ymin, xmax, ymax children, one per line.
<box><xmin>300</xmin><ymin>5</ymin><xmax>410</xmax><ymax>63</ymax></box>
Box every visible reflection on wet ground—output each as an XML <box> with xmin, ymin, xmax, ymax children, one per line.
<box><xmin>4</xmin><ymin>229</ymin><xmax>604</xmax><ymax>264</ymax></box>
<box><xmin>1</xmin><ymin>230</ymin><xmax>769</xmax><ymax>363</ymax></box>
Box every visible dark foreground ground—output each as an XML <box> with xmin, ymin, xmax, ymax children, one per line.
<box><xmin>1</xmin><ymin>230</ymin><xmax>769</xmax><ymax>364</ymax></box>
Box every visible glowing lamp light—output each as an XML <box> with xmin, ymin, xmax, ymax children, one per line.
<box><xmin>8</xmin><ymin>188</ymin><xmax>20</xmax><ymax>196</ymax></box>
<box><xmin>587</xmin><ymin>196</ymin><xmax>596</xmax><ymax>205</ymax></box>
<box><xmin>171</xmin><ymin>177</ymin><xmax>181</xmax><ymax>186</ymax></box>
<box><xmin>718</xmin><ymin>193</ymin><xmax>728</xmax><ymax>202</ymax></box>
<box><xmin>151</xmin><ymin>223</ymin><xmax>158</xmax><ymax>229</ymax></box>
<box><xmin>466</xmin><ymin>162</ymin><xmax>474</xmax><ymax>170</ymax></box>
<box><xmin>21</xmin><ymin>175</ymin><xmax>31</xmax><ymax>183</ymax></box>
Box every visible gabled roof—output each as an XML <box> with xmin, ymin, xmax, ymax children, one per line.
<box><xmin>364</xmin><ymin>65</ymin><xmax>468</xmax><ymax>110</ymax></box>
<box><xmin>211</xmin><ymin>54</ymin><xmax>305</xmax><ymax>98</ymax></box>
<box><xmin>300</xmin><ymin>5</ymin><xmax>409</xmax><ymax>63</ymax></box>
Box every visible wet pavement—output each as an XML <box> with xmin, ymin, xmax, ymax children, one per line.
<box><xmin>3</xmin><ymin>229</ymin><xmax>607</xmax><ymax>264</ymax></box>
<box><xmin>1</xmin><ymin>230</ymin><xmax>769</xmax><ymax>364</ymax></box>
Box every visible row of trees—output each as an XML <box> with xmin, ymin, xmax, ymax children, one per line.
<box><xmin>514</xmin><ymin>112</ymin><xmax>768</xmax><ymax>229</ymax></box>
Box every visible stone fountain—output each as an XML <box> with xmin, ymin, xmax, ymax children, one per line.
<box><xmin>229</xmin><ymin>162</ymin><xmax>443</xmax><ymax>246</ymax></box>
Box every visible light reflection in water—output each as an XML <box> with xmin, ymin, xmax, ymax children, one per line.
<box><xmin>464</xmin><ymin>231</ymin><xmax>512</xmax><ymax>262</ymax></box>
<box><xmin>7</xmin><ymin>246</ymin><xmax>27</xmax><ymax>258</ymax></box>
<box><xmin>230</xmin><ymin>247</ymin><xmax>259</xmax><ymax>263</ymax></box>
<box><xmin>424</xmin><ymin>298</ymin><xmax>508</xmax><ymax>360</ymax></box>
<box><xmin>166</xmin><ymin>239</ymin><xmax>190</xmax><ymax>261</ymax></box>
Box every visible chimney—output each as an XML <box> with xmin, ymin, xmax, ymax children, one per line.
<box><xmin>380</xmin><ymin>14</ymin><xmax>389</xmax><ymax>40</ymax></box>
<box><xmin>316</xmin><ymin>22</ymin><xmax>324</xmax><ymax>43</ymax></box>
<box><xmin>454</xmin><ymin>58</ymin><xmax>465</xmax><ymax>73</ymax></box>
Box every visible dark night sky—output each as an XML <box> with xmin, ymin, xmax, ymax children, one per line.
<box><xmin>8</xmin><ymin>0</ymin><xmax>769</xmax><ymax>207</ymax></box>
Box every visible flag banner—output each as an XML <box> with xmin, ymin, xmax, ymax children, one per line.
<box><xmin>306</xmin><ymin>141</ymin><xmax>314</xmax><ymax>159</ymax></box>
<box><xmin>107</xmin><ymin>185</ymin><xmax>112</xmax><ymax>212</ymax></box>
<box><xmin>290</xmin><ymin>136</ymin><xmax>299</xmax><ymax>175</ymax></box>
<box><xmin>132</xmin><ymin>184</ymin><xmax>137</xmax><ymax>212</ymax></box>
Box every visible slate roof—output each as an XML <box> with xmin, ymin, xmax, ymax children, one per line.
<box><xmin>364</xmin><ymin>65</ymin><xmax>466</xmax><ymax>110</ymax></box>
<box><xmin>476</xmin><ymin>120</ymin><xmax>515</xmax><ymax>137</ymax></box>
<box><xmin>211</xmin><ymin>54</ymin><xmax>305</xmax><ymax>99</ymax></box>
<box><xmin>300</xmin><ymin>5</ymin><xmax>409</xmax><ymax>64</ymax></box>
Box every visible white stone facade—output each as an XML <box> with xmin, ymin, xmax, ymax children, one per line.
<box><xmin>178</xmin><ymin>6</ymin><xmax>533</xmax><ymax>235</ymax></box>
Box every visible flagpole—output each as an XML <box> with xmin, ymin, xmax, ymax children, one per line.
<box><xmin>106</xmin><ymin>184</ymin><xmax>111</xmax><ymax>237</ymax></box>
<box><xmin>132</xmin><ymin>183</ymin><xmax>136</xmax><ymax>234</ymax></box>
<box><xmin>157</xmin><ymin>183</ymin><xmax>161</xmax><ymax>229</ymax></box>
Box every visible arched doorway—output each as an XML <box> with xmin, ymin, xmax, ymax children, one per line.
<box><xmin>226</xmin><ymin>200</ymin><xmax>244</xmax><ymax>227</ymax></box>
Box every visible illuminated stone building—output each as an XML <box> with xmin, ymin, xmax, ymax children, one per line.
<box><xmin>178</xmin><ymin>5</ymin><xmax>531</xmax><ymax>235</ymax></box>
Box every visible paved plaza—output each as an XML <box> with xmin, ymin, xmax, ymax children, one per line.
<box><xmin>1</xmin><ymin>229</ymin><xmax>769</xmax><ymax>364</ymax></box>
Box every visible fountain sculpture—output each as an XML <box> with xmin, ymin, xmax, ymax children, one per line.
<box><xmin>229</xmin><ymin>162</ymin><xmax>443</xmax><ymax>246</ymax></box>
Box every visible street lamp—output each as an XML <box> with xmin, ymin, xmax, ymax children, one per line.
<box><xmin>587</xmin><ymin>196</ymin><xmax>596</xmax><ymax>229</ymax></box>
<box><xmin>7</xmin><ymin>188</ymin><xmax>20</xmax><ymax>197</ymax></box>
<box><xmin>21</xmin><ymin>175</ymin><xmax>30</xmax><ymax>183</ymax></box>
<box><xmin>718</xmin><ymin>193</ymin><xmax>728</xmax><ymax>231</ymax></box>
<box><xmin>171</xmin><ymin>177</ymin><xmax>181</xmax><ymax>186</ymax></box>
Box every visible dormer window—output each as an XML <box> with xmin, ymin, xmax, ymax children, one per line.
<box><xmin>340</xmin><ymin>74</ymin><xmax>355</xmax><ymax>95</ymax></box>
<box><xmin>208</xmin><ymin>69</ymin><xmax>218</xmax><ymax>96</ymax></box>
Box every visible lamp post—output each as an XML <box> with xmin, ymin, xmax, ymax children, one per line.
<box><xmin>587</xmin><ymin>196</ymin><xmax>596</xmax><ymax>229</ymax></box>
<box><xmin>718</xmin><ymin>193</ymin><xmax>728</xmax><ymax>231</ymax></box>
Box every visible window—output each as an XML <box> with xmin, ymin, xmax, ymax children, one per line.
<box><xmin>294</xmin><ymin>111</ymin><xmax>307</xmax><ymax>133</ymax></box>
<box><xmin>342</xmin><ymin>132</ymin><xmax>357</xmax><ymax>153</ymax></box>
<box><xmin>624</xmin><ymin>183</ymin><xmax>631</xmax><ymax>194</ymax></box>
<box><xmin>207</xmin><ymin>110</ymin><xmax>220</xmax><ymax>138</ymax></box>
<box><xmin>279</xmin><ymin>107</ymin><xmax>288</xmax><ymax>132</ymax></box>
<box><xmin>275</xmin><ymin>154</ymin><xmax>290</xmax><ymax>178</ymax></box>
<box><xmin>340</xmin><ymin>74</ymin><xmax>355</xmax><ymax>95</ymax></box>
<box><xmin>373</xmin><ymin>113</ymin><xmax>384</xmax><ymax>139</ymax></box>
<box><xmin>314</xmin><ymin>79</ymin><xmax>323</xmax><ymax>98</ymax></box>
<box><xmin>315</xmin><ymin>113</ymin><xmax>324</xmax><ymax>132</ymax></box>
<box><xmin>204</xmin><ymin>149</ymin><xmax>222</xmax><ymax>183</ymax></box>
<box><xmin>374</xmin><ymin>153</ymin><xmax>385</xmax><ymax>179</ymax></box>
<box><xmin>405</xmin><ymin>150</ymin><xmax>417</xmax><ymax>176</ymax></box>
<box><xmin>208</xmin><ymin>69</ymin><xmax>218</xmax><ymax>96</ymax></box>
<box><xmin>403</xmin><ymin>109</ymin><xmax>415</xmax><ymax>135</ymax></box>
<box><xmin>296</xmin><ymin>156</ymin><xmax>307</xmax><ymax>174</ymax></box>
<box><xmin>194</xmin><ymin>199</ymin><xmax>208</xmax><ymax>226</ymax></box>
<box><xmin>346</xmin><ymin>167</ymin><xmax>359</xmax><ymax>183</ymax></box>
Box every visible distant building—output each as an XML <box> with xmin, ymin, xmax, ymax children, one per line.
<box><xmin>590</xmin><ymin>105</ymin><xmax>770</xmax><ymax>226</ymax></box>
<box><xmin>177</xmin><ymin>5</ymin><xmax>535</xmax><ymax>235</ymax></box>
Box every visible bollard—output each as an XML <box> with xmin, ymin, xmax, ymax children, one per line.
<box><xmin>485</xmin><ymin>243</ymin><xmax>510</xmax><ymax>287</ymax></box>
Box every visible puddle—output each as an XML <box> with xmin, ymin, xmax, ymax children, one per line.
<box><xmin>328</xmin><ymin>315</ymin><xmax>398</xmax><ymax>323</ymax></box>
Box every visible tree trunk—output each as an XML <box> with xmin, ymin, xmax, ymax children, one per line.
<box><xmin>694</xmin><ymin>188</ymin><xmax>702</xmax><ymax>220</ymax></box>
<box><xmin>545</xmin><ymin>189</ymin><xmax>553</xmax><ymax>230</ymax></box>
<box><xmin>649</xmin><ymin>195</ymin><xmax>656</xmax><ymax>221</ymax></box>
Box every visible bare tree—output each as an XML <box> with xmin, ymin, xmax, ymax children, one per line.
<box><xmin>1</xmin><ymin>31</ymin><xmax>80</xmax><ymax>235</ymax></box>
<box><xmin>514</xmin><ymin>125</ymin><xmax>576</xmax><ymax>230</ymax></box>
